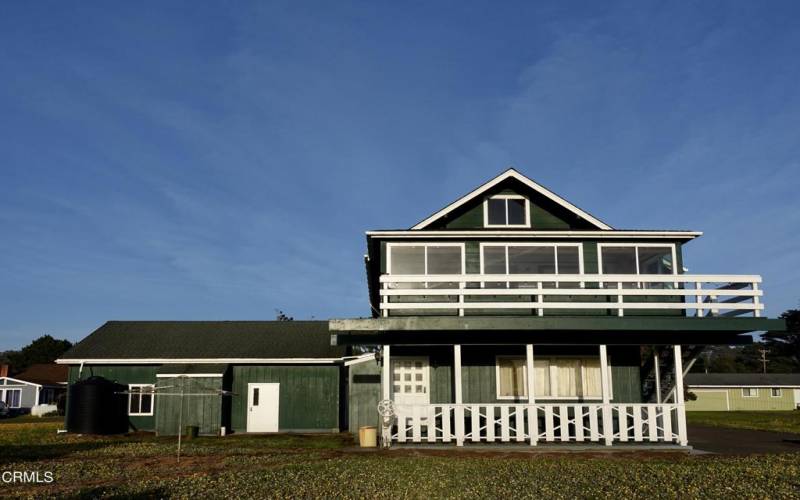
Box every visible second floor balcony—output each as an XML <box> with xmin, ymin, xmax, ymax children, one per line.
<box><xmin>378</xmin><ymin>273</ymin><xmax>764</xmax><ymax>318</ymax></box>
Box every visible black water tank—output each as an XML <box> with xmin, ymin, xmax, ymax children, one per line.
<box><xmin>66</xmin><ymin>376</ymin><xmax>129</xmax><ymax>434</ymax></box>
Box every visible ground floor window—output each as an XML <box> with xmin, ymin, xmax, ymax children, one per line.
<box><xmin>128</xmin><ymin>384</ymin><xmax>155</xmax><ymax>416</ymax></box>
<box><xmin>495</xmin><ymin>356</ymin><xmax>610</xmax><ymax>400</ymax></box>
<box><xmin>741</xmin><ymin>388</ymin><xmax>758</xmax><ymax>397</ymax></box>
<box><xmin>771</xmin><ymin>388</ymin><xmax>782</xmax><ymax>397</ymax></box>
<box><xmin>2</xmin><ymin>389</ymin><xmax>21</xmax><ymax>408</ymax></box>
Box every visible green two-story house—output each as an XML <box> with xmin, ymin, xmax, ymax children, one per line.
<box><xmin>331</xmin><ymin>168</ymin><xmax>785</xmax><ymax>447</ymax></box>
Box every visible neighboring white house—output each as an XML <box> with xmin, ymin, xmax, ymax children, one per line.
<box><xmin>0</xmin><ymin>364</ymin><xmax>68</xmax><ymax>413</ymax></box>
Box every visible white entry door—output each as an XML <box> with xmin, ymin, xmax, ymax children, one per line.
<box><xmin>392</xmin><ymin>357</ymin><xmax>430</xmax><ymax>406</ymax></box>
<box><xmin>247</xmin><ymin>383</ymin><xmax>279</xmax><ymax>432</ymax></box>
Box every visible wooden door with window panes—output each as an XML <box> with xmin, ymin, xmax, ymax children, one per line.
<box><xmin>392</xmin><ymin>357</ymin><xmax>430</xmax><ymax>407</ymax></box>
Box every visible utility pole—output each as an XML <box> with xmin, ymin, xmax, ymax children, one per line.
<box><xmin>758</xmin><ymin>348</ymin><xmax>770</xmax><ymax>374</ymax></box>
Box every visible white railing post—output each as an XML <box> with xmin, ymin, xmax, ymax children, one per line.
<box><xmin>654</xmin><ymin>350</ymin><xmax>661</xmax><ymax>404</ymax></box>
<box><xmin>454</xmin><ymin>345</ymin><xmax>464</xmax><ymax>446</ymax></box>
<box><xmin>617</xmin><ymin>283</ymin><xmax>624</xmax><ymax>317</ymax></box>
<box><xmin>382</xmin><ymin>345</ymin><xmax>391</xmax><ymax>401</ymax></box>
<box><xmin>526</xmin><ymin>344</ymin><xmax>537</xmax><ymax>446</ymax></box>
<box><xmin>673</xmin><ymin>345</ymin><xmax>688</xmax><ymax>446</ymax></box>
<box><xmin>695</xmin><ymin>281</ymin><xmax>704</xmax><ymax>317</ymax></box>
<box><xmin>599</xmin><ymin>345</ymin><xmax>613</xmax><ymax>446</ymax></box>
<box><xmin>752</xmin><ymin>282</ymin><xmax>761</xmax><ymax>317</ymax></box>
<box><xmin>537</xmin><ymin>282</ymin><xmax>543</xmax><ymax>317</ymax></box>
<box><xmin>382</xmin><ymin>282</ymin><xmax>389</xmax><ymax>317</ymax></box>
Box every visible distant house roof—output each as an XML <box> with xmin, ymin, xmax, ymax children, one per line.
<box><xmin>686</xmin><ymin>373</ymin><xmax>800</xmax><ymax>387</ymax></box>
<box><xmin>13</xmin><ymin>364</ymin><xmax>68</xmax><ymax>386</ymax></box>
<box><xmin>57</xmin><ymin>321</ymin><xmax>347</xmax><ymax>363</ymax></box>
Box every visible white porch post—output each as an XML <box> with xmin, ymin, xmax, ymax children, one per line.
<box><xmin>673</xmin><ymin>344</ymin><xmax>688</xmax><ymax>446</ymax></box>
<box><xmin>382</xmin><ymin>345</ymin><xmax>391</xmax><ymax>401</ymax></box>
<box><xmin>454</xmin><ymin>344</ymin><xmax>464</xmax><ymax>446</ymax></box>
<box><xmin>599</xmin><ymin>344</ymin><xmax>613</xmax><ymax>446</ymax></box>
<box><xmin>526</xmin><ymin>344</ymin><xmax>537</xmax><ymax>446</ymax></box>
<box><xmin>654</xmin><ymin>350</ymin><xmax>661</xmax><ymax>404</ymax></box>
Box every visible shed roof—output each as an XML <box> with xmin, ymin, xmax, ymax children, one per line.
<box><xmin>686</xmin><ymin>373</ymin><xmax>800</xmax><ymax>387</ymax></box>
<box><xmin>13</xmin><ymin>364</ymin><xmax>68</xmax><ymax>385</ymax></box>
<box><xmin>58</xmin><ymin>321</ymin><xmax>346</xmax><ymax>362</ymax></box>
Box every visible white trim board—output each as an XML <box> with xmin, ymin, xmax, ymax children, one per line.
<box><xmin>688</xmin><ymin>384</ymin><xmax>800</xmax><ymax>388</ymax></box>
<box><xmin>0</xmin><ymin>377</ymin><xmax>42</xmax><ymax>388</ymax></box>
<box><xmin>344</xmin><ymin>353</ymin><xmax>377</xmax><ymax>366</ymax></box>
<box><xmin>411</xmin><ymin>168</ymin><xmax>612</xmax><ymax>230</ymax></box>
<box><xmin>367</xmin><ymin>230</ymin><xmax>702</xmax><ymax>239</ymax></box>
<box><xmin>56</xmin><ymin>358</ymin><xmax>343</xmax><ymax>365</ymax></box>
<box><xmin>155</xmin><ymin>374</ymin><xmax>224</xmax><ymax>378</ymax></box>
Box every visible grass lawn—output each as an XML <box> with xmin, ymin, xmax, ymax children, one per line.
<box><xmin>1</xmin><ymin>419</ymin><xmax>799</xmax><ymax>498</ymax></box>
<box><xmin>687</xmin><ymin>411</ymin><xmax>800</xmax><ymax>435</ymax></box>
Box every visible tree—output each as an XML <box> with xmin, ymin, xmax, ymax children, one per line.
<box><xmin>761</xmin><ymin>309</ymin><xmax>800</xmax><ymax>372</ymax></box>
<box><xmin>275</xmin><ymin>310</ymin><xmax>294</xmax><ymax>321</ymax></box>
<box><xmin>5</xmin><ymin>335</ymin><xmax>73</xmax><ymax>374</ymax></box>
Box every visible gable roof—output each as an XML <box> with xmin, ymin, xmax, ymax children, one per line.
<box><xmin>411</xmin><ymin>168</ymin><xmax>613</xmax><ymax>230</ymax></box>
<box><xmin>57</xmin><ymin>321</ymin><xmax>347</xmax><ymax>363</ymax></box>
<box><xmin>686</xmin><ymin>373</ymin><xmax>800</xmax><ymax>387</ymax></box>
<box><xmin>13</xmin><ymin>364</ymin><xmax>68</xmax><ymax>385</ymax></box>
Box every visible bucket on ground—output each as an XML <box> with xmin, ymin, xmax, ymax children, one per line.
<box><xmin>359</xmin><ymin>426</ymin><xmax>377</xmax><ymax>447</ymax></box>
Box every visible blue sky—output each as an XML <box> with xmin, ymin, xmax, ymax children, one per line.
<box><xmin>1</xmin><ymin>1</ymin><xmax>799</xmax><ymax>349</ymax></box>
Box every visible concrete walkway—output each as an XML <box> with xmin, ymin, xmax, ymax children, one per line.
<box><xmin>688</xmin><ymin>424</ymin><xmax>800</xmax><ymax>454</ymax></box>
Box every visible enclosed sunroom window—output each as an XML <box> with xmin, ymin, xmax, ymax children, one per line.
<box><xmin>481</xmin><ymin>244</ymin><xmax>581</xmax><ymax>288</ymax></box>
<box><xmin>484</xmin><ymin>195</ymin><xmax>529</xmax><ymax>227</ymax></box>
<box><xmin>599</xmin><ymin>244</ymin><xmax>675</xmax><ymax>288</ymax></box>
<box><xmin>387</xmin><ymin>244</ymin><xmax>463</xmax><ymax>289</ymax></box>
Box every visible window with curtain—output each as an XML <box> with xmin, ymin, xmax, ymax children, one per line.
<box><xmin>496</xmin><ymin>357</ymin><xmax>608</xmax><ymax>399</ymax></box>
<box><xmin>496</xmin><ymin>357</ymin><xmax>527</xmax><ymax>398</ymax></box>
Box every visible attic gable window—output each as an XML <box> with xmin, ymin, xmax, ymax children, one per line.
<box><xmin>484</xmin><ymin>195</ymin><xmax>530</xmax><ymax>228</ymax></box>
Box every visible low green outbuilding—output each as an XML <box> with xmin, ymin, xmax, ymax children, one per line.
<box><xmin>59</xmin><ymin>321</ymin><xmax>350</xmax><ymax>435</ymax></box>
<box><xmin>686</xmin><ymin>373</ymin><xmax>800</xmax><ymax>412</ymax></box>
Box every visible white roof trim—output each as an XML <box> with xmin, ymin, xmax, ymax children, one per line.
<box><xmin>344</xmin><ymin>353</ymin><xmax>377</xmax><ymax>366</ymax></box>
<box><xmin>0</xmin><ymin>377</ymin><xmax>42</xmax><ymax>387</ymax></box>
<box><xmin>689</xmin><ymin>384</ymin><xmax>800</xmax><ymax>388</ymax></box>
<box><xmin>367</xmin><ymin>230</ymin><xmax>702</xmax><ymax>239</ymax></box>
<box><xmin>411</xmin><ymin>168</ymin><xmax>613</xmax><ymax>230</ymax></box>
<box><xmin>56</xmin><ymin>358</ymin><xmax>342</xmax><ymax>365</ymax></box>
<box><xmin>156</xmin><ymin>373</ymin><xmax>224</xmax><ymax>378</ymax></box>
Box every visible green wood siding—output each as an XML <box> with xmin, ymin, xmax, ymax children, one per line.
<box><xmin>687</xmin><ymin>387</ymin><xmax>797</xmax><ymax>411</ymax></box>
<box><xmin>389</xmin><ymin>346</ymin><xmax>641</xmax><ymax>404</ymax></box>
<box><xmin>67</xmin><ymin>365</ymin><xmax>158</xmax><ymax>431</ymax></box>
<box><xmin>230</xmin><ymin>365</ymin><xmax>340</xmax><ymax>432</ymax></box>
<box><xmin>348</xmin><ymin>361</ymin><xmax>381</xmax><ymax>437</ymax></box>
<box><xmin>155</xmin><ymin>376</ymin><xmax>222</xmax><ymax>436</ymax></box>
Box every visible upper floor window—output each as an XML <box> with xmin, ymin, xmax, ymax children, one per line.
<box><xmin>387</xmin><ymin>243</ymin><xmax>464</xmax><ymax>291</ymax></box>
<box><xmin>481</xmin><ymin>243</ymin><xmax>582</xmax><ymax>288</ymax></box>
<box><xmin>599</xmin><ymin>244</ymin><xmax>675</xmax><ymax>289</ymax></box>
<box><xmin>484</xmin><ymin>195</ymin><xmax>530</xmax><ymax>228</ymax></box>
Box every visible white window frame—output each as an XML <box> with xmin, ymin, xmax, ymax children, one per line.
<box><xmin>479</xmin><ymin>242</ymin><xmax>584</xmax><ymax>283</ymax></box>
<box><xmin>494</xmin><ymin>355</ymin><xmax>611</xmax><ymax>401</ymax></box>
<box><xmin>596</xmin><ymin>243</ymin><xmax>678</xmax><ymax>276</ymax></box>
<box><xmin>483</xmin><ymin>194</ymin><xmax>531</xmax><ymax>228</ymax></box>
<box><xmin>741</xmin><ymin>388</ymin><xmax>758</xmax><ymax>398</ymax></box>
<box><xmin>770</xmin><ymin>388</ymin><xmax>782</xmax><ymax>398</ymax></box>
<box><xmin>386</xmin><ymin>242</ymin><xmax>466</xmax><ymax>277</ymax></box>
<box><xmin>2</xmin><ymin>388</ymin><xmax>22</xmax><ymax>408</ymax></box>
<box><xmin>495</xmin><ymin>356</ymin><xmax>529</xmax><ymax>400</ymax></box>
<box><xmin>128</xmin><ymin>384</ymin><xmax>155</xmax><ymax>416</ymax></box>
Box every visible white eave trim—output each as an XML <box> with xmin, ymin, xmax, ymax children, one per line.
<box><xmin>156</xmin><ymin>373</ymin><xmax>224</xmax><ymax>378</ymax></box>
<box><xmin>56</xmin><ymin>358</ymin><xmax>343</xmax><ymax>365</ymax></box>
<box><xmin>411</xmin><ymin>168</ymin><xmax>613</xmax><ymax>230</ymax></box>
<box><xmin>366</xmin><ymin>230</ymin><xmax>702</xmax><ymax>239</ymax></box>
<box><xmin>689</xmin><ymin>384</ymin><xmax>800</xmax><ymax>388</ymax></box>
<box><xmin>344</xmin><ymin>352</ymin><xmax>377</xmax><ymax>366</ymax></box>
<box><xmin>0</xmin><ymin>377</ymin><xmax>42</xmax><ymax>387</ymax></box>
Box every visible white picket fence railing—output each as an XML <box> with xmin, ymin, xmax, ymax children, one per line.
<box><xmin>379</xmin><ymin>273</ymin><xmax>763</xmax><ymax>318</ymax></box>
<box><xmin>392</xmin><ymin>403</ymin><xmax>684</xmax><ymax>445</ymax></box>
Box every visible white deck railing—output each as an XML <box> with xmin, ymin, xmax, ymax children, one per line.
<box><xmin>379</xmin><ymin>273</ymin><xmax>763</xmax><ymax>317</ymax></box>
<box><xmin>392</xmin><ymin>403</ymin><xmax>684</xmax><ymax>445</ymax></box>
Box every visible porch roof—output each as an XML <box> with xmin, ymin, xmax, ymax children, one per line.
<box><xmin>329</xmin><ymin>316</ymin><xmax>783</xmax><ymax>346</ymax></box>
